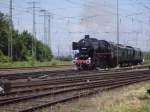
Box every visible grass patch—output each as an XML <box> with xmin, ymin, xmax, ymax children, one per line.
<box><xmin>0</xmin><ymin>59</ymin><xmax>71</xmax><ymax>69</ymax></box>
<box><xmin>92</xmin><ymin>84</ymin><xmax>150</xmax><ymax>112</ymax></box>
<box><xmin>41</xmin><ymin>81</ymin><xmax>150</xmax><ymax>112</ymax></box>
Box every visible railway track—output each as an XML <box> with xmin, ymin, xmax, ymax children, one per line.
<box><xmin>10</xmin><ymin>68</ymin><xmax>149</xmax><ymax>87</ymax></box>
<box><xmin>0</xmin><ymin>64</ymin><xmax>72</xmax><ymax>70</ymax></box>
<box><xmin>0</xmin><ymin>72</ymin><xmax>149</xmax><ymax>101</ymax></box>
<box><xmin>1</xmin><ymin>69</ymin><xmax>148</xmax><ymax>97</ymax></box>
<box><xmin>0</xmin><ymin>69</ymin><xmax>150</xmax><ymax>112</ymax></box>
<box><xmin>0</xmin><ymin>64</ymin><xmax>149</xmax><ymax>81</ymax></box>
<box><xmin>0</xmin><ymin>69</ymin><xmax>76</xmax><ymax>80</ymax></box>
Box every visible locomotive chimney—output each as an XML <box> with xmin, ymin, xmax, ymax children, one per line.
<box><xmin>85</xmin><ymin>35</ymin><xmax>90</xmax><ymax>39</ymax></box>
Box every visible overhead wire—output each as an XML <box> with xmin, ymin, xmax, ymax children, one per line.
<box><xmin>64</xmin><ymin>0</ymin><xmax>150</xmax><ymax>26</ymax></box>
<box><xmin>0</xmin><ymin>0</ymin><xmax>150</xmax><ymax>37</ymax></box>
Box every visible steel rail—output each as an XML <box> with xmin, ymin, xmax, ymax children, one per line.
<box><xmin>11</xmin><ymin>70</ymin><xmax>150</xmax><ymax>88</ymax></box>
<box><xmin>0</xmin><ymin>71</ymin><xmax>149</xmax><ymax>106</ymax></box>
<box><xmin>19</xmin><ymin>73</ymin><xmax>150</xmax><ymax>112</ymax></box>
<box><xmin>1</xmin><ymin>70</ymin><xmax>149</xmax><ymax>97</ymax></box>
<box><xmin>0</xmin><ymin>73</ymin><xmax>148</xmax><ymax>102</ymax></box>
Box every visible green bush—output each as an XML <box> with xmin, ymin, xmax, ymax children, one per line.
<box><xmin>0</xmin><ymin>50</ymin><xmax>3</xmax><ymax>57</ymax></box>
<box><xmin>51</xmin><ymin>60</ymin><xmax>57</xmax><ymax>66</ymax></box>
<box><xmin>0</xmin><ymin>56</ymin><xmax>11</xmax><ymax>63</ymax></box>
<box><xmin>0</xmin><ymin>50</ymin><xmax>11</xmax><ymax>62</ymax></box>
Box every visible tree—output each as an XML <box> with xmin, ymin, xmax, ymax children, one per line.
<box><xmin>0</xmin><ymin>11</ymin><xmax>53</xmax><ymax>62</ymax></box>
<box><xmin>36</xmin><ymin>40</ymin><xmax>53</xmax><ymax>61</ymax></box>
<box><xmin>0</xmin><ymin>12</ymin><xmax>9</xmax><ymax>56</ymax></box>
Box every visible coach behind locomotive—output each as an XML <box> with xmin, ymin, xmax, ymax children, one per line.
<box><xmin>72</xmin><ymin>35</ymin><xmax>143</xmax><ymax>70</ymax></box>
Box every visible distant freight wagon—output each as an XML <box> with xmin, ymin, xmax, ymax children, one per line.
<box><xmin>72</xmin><ymin>35</ymin><xmax>144</xmax><ymax>70</ymax></box>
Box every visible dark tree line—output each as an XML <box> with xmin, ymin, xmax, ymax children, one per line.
<box><xmin>0</xmin><ymin>12</ymin><xmax>52</xmax><ymax>62</ymax></box>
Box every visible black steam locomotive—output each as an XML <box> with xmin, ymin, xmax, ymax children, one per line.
<box><xmin>72</xmin><ymin>35</ymin><xmax>143</xmax><ymax>70</ymax></box>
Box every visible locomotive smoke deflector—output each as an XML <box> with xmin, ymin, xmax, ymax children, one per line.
<box><xmin>72</xmin><ymin>42</ymin><xmax>78</xmax><ymax>50</ymax></box>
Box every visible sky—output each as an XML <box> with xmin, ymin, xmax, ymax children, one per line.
<box><xmin>0</xmin><ymin>0</ymin><xmax>150</xmax><ymax>56</ymax></box>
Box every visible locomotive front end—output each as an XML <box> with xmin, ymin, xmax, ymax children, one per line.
<box><xmin>72</xmin><ymin>35</ymin><xmax>94</xmax><ymax>70</ymax></box>
<box><xmin>73</xmin><ymin>57</ymin><xmax>91</xmax><ymax>65</ymax></box>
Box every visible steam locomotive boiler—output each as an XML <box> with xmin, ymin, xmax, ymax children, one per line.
<box><xmin>72</xmin><ymin>35</ymin><xmax>143</xmax><ymax>70</ymax></box>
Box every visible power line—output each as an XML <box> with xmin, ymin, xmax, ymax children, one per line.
<box><xmin>47</xmin><ymin>13</ymin><xmax>52</xmax><ymax>49</ymax></box>
<box><xmin>8</xmin><ymin>0</ymin><xmax>13</xmax><ymax>59</ymax></box>
<box><xmin>40</xmin><ymin>9</ymin><xmax>47</xmax><ymax>45</ymax></box>
<box><xmin>39</xmin><ymin>9</ymin><xmax>52</xmax><ymax>57</ymax></box>
<box><xmin>116</xmin><ymin>0</ymin><xmax>119</xmax><ymax>67</ymax></box>
<box><xmin>27</xmin><ymin>1</ymin><xmax>40</xmax><ymax>58</ymax></box>
<box><xmin>40</xmin><ymin>9</ymin><xmax>48</xmax><ymax>57</ymax></box>
<box><xmin>65</xmin><ymin>0</ymin><xmax>150</xmax><ymax>26</ymax></box>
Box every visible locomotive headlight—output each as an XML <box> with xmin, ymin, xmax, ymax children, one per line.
<box><xmin>86</xmin><ymin>57</ymin><xmax>91</xmax><ymax>64</ymax></box>
<box><xmin>88</xmin><ymin>57</ymin><xmax>91</xmax><ymax>60</ymax></box>
<box><xmin>73</xmin><ymin>57</ymin><xmax>78</xmax><ymax>64</ymax></box>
